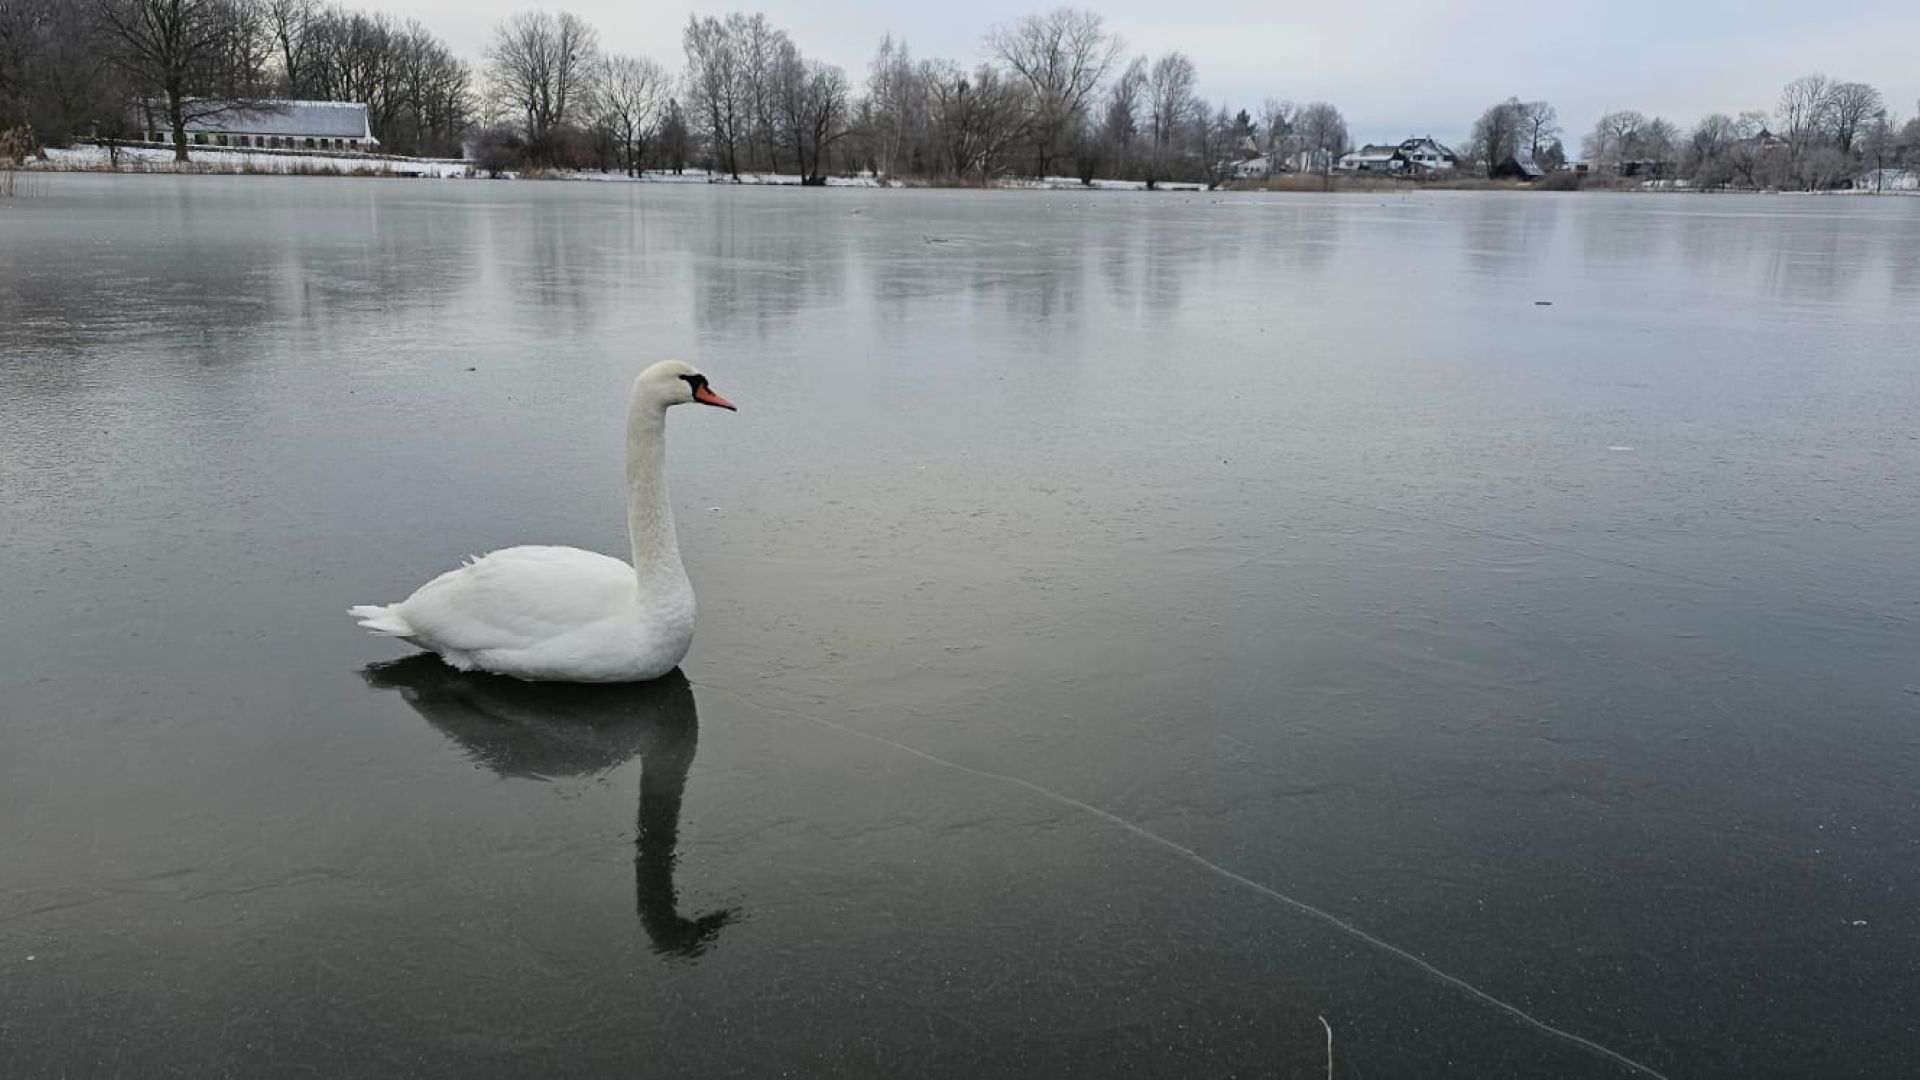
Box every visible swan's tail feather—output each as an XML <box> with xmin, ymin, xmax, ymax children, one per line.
<box><xmin>349</xmin><ymin>604</ymin><xmax>414</xmax><ymax>637</ymax></box>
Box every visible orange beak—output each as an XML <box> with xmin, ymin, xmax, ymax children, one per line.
<box><xmin>693</xmin><ymin>384</ymin><xmax>737</xmax><ymax>411</ymax></box>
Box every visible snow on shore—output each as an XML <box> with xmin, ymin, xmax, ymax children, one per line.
<box><xmin>22</xmin><ymin>146</ymin><xmax>1919</xmax><ymax>196</ymax></box>
<box><xmin>36</xmin><ymin>143</ymin><xmax>471</xmax><ymax>177</ymax></box>
<box><xmin>30</xmin><ymin>146</ymin><xmax>889</xmax><ymax>185</ymax></box>
<box><xmin>26</xmin><ymin>145</ymin><xmax>1225</xmax><ymax>191</ymax></box>
<box><xmin>1016</xmin><ymin>175</ymin><xmax>1208</xmax><ymax>192</ymax></box>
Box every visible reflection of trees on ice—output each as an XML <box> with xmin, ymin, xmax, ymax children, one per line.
<box><xmin>362</xmin><ymin>655</ymin><xmax>733</xmax><ymax>957</ymax></box>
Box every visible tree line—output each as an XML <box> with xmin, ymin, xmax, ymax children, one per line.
<box><xmin>1467</xmin><ymin>76</ymin><xmax>1917</xmax><ymax>190</ymax></box>
<box><xmin>470</xmin><ymin>6</ymin><xmax>1356</xmax><ymax>187</ymax></box>
<box><xmin>0</xmin><ymin>1</ymin><xmax>1353</xmax><ymax>185</ymax></box>
<box><xmin>0</xmin><ymin>0</ymin><xmax>469</xmax><ymax>159</ymax></box>
<box><xmin>4</xmin><ymin>3</ymin><xmax>1913</xmax><ymax>189</ymax></box>
<box><xmin>1607</xmin><ymin>75</ymin><xmax>1914</xmax><ymax>190</ymax></box>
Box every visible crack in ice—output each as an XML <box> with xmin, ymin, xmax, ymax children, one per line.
<box><xmin>708</xmin><ymin>682</ymin><xmax>1672</xmax><ymax>1080</ymax></box>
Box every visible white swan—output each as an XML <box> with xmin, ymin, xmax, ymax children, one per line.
<box><xmin>349</xmin><ymin>361</ymin><xmax>736</xmax><ymax>682</ymax></box>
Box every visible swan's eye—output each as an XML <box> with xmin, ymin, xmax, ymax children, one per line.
<box><xmin>678</xmin><ymin>374</ymin><xmax>707</xmax><ymax>393</ymax></box>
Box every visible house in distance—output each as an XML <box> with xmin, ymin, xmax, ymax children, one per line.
<box><xmin>136</xmin><ymin>101</ymin><xmax>380</xmax><ymax>153</ymax></box>
<box><xmin>1491</xmin><ymin>145</ymin><xmax>1546</xmax><ymax>181</ymax></box>
<box><xmin>1336</xmin><ymin>136</ymin><xmax>1461</xmax><ymax>176</ymax></box>
<box><xmin>1336</xmin><ymin>144</ymin><xmax>1402</xmax><ymax>173</ymax></box>
<box><xmin>1395</xmin><ymin>137</ymin><xmax>1458</xmax><ymax>173</ymax></box>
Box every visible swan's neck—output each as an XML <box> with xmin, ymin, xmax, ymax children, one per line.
<box><xmin>626</xmin><ymin>400</ymin><xmax>688</xmax><ymax>590</ymax></box>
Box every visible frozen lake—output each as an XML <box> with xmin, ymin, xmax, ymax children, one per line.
<box><xmin>3</xmin><ymin>175</ymin><xmax>1918</xmax><ymax>1077</ymax></box>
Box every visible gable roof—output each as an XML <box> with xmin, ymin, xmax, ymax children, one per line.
<box><xmin>1398</xmin><ymin>136</ymin><xmax>1457</xmax><ymax>158</ymax></box>
<box><xmin>162</xmin><ymin>101</ymin><xmax>376</xmax><ymax>139</ymax></box>
<box><xmin>1500</xmin><ymin>146</ymin><xmax>1544</xmax><ymax>178</ymax></box>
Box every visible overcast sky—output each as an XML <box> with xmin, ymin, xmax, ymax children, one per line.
<box><xmin>380</xmin><ymin>0</ymin><xmax>1920</xmax><ymax>148</ymax></box>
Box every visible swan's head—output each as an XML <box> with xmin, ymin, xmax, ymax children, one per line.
<box><xmin>638</xmin><ymin>360</ymin><xmax>736</xmax><ymax>412</ymax></box>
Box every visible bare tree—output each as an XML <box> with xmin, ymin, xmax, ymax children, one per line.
<box><xmin>486</xmin><ymin>9</ymin><xmax>597</xmax><ymax>152</ymax></box>
<box><xmin>285</xmin><ymin>6</ymin><xmax>466</xmax><ymax>156</ymax></box>
<box><xmin>96</xmin><ymin>0</ymin><xmax>273</xmax><ymax>161</ymax></box>
<box><xmin>986</xmin><ymin>6</ymin><xmax>1121</xmax><ymax>178</ymax></box>
<box><xmin>1294</xmin><ymin>101</ymin><xmax>1347</xmax><ymax>175</ymax></box>
<box><xmin>1721</xmin><ymin>110</ymin><xmax>1783</xmax><ymax>189</ymax></box>
<box><xmin>1776</xmin><ymin>73</ymin><xmax>1833</xmax><ymax>183</ymax></box>
<box><xmin>923</xmin><ymin>59</ymin><xmax>1024</xmax><ymax>180</ymax></box>
<box><xmin>1141</xmin><ymin>50</ymin><xmax>1194</xmax><ymax>188</ymax></box>
<box><xmin>1099</xmin><ymin>55</ymin><xmax>1144</xmax><ymax>178</ymax></box>
<box><xmin>213</xmin><ymin>0</ymin><xmax>269</xmax><ymax>93</ymax></box>
<box><xmin>592</xmin><ymin>53</ymin><xmax>666</xmax><ymax>176</ymax></box>
<box><xmin>682</xmin><ymin>13</ymin><xmax>742</xmax><ymax>178</ymax></box>
<box><xmin>1685</xmin><ymin>112</ymin><xmax>1738</xmax><ymax>185</ymax></box>
<box><xmin>305</xmin><ymin>10</ymin><xmax>397</xmax><ymax>113</ymax></box>
<box><xmin>1860</xmin><ymin>109</ymin><xmax>1896</xmax><ymax>191</ymax></box>
<box><xmin>864</xmin><ymin>33</ymin><xmax>919</xmax><ymax>179</ymax></box>
<box><xmin>393</xmin><ymin>19</ymin><xmax>470</xmax><ymax>157</ymax></box>
<box><xmin>769</xmin><ymin>33</ymin><xmax>800</xmax><ymax>171</ymax></box>
<box><xmin>1520</xmin><ymin>101</ymin><xmax>1559</xmax><ymax>156</ymax></box>
<box><xmin>1067</xmin><ymin>109</ymin><xmax>1104</xmax><ymax>185</ymax></box>
<box><xmin>658</xmin><ymin>96</ymin><xmax>690</xmax><ymax>173</ymax></box>
<box><xmin>1195</xmin><ymin>100</ymin><xmax>1236</xmax><ymax>189</ymax></box>
<box><xmin>1641</xmin><ymin>116</ymin><xmax>1680</xmax><ymax>168</ymax></box>
<box><xmin>730</xmin><ymin>12</ymin><xmax>783</xmax><ymax>172</ymax></box>
<box><xmin>259</xmin><ymin>0</ymin><xmax>317</xmax><ymax>92</ymax></box>
<box><xmin>1469</xmin><ymin>97</ymin><xmax>1524</xmax><ymax>176</ymax></box>
<box><xmin>1799</xmin><ymin>144</ymin><xmax>1851</xmax><ymax>189</ymax></box>
<box><xmin>0</xmin><ymin>1</ymin><xmax>38</xmax><ymax>119</ymax></box>
<box><xmin>2</xmin><ymin>0</ymin><xmax>136</xmax><ymax>152</ymax></box>
<box><xmin>547</xmin><ymin>12</ymin><xmax>594</xmax><ymax>138</ymax></box>
<box><xmin>1259</xmin><ymin>97</ymin><xmax>1295</xmax><ymax>162</ymax></box>
<box><xmin>2</xmin><ymin>2</ymin><xmax>56</xmax><ymax>132</ymax></box>
<box><xmin>1826</xmin><ymin>81</ymin><xmax>1882</xmax><ymax>156</ymax></box>
<box><xmin>1765</xmin><ymin>77</ymin><xmax>1879</xmax><ymax>189</ymax></box>
<box><xmin>775</xmin><ymin>46</ymin><xmax>848</xmax><ymax>184</ymax></box>
<box><xmin>1582</xmin><ymin>109</ymin><xmax>1645</xmax><ymax>170</ymax></box>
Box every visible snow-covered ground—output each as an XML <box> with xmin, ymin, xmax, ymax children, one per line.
<box><xmin>29</xmin><ymin>148</ymin><xmax>900</xmax><ymax>185</ymax></box>
<box><xmin>1010</xmin><ymin>175</ymin><xmax>1208</xmax><ymax>192</ymax></box>
<box><xmin>24</xmin><ymin>146</ymin><xmax>1919</xmax><ymax>195</ymax></box>
<box><xmin>505</xmin><ymin>168</ymin><xmax>1199</xmax><ymax>190</ymax></box>
<box><xmin>28</xmin><ymin>147</ymin><xmax>890</xmax><ymax>185</ymax></box>
<box><xmin>1839</xmin><ymin>169</ymin><xmax>1919</xmax><ymax>193</ymax></box>
<box><xmin>26</xmin><ymin>145</ymin><xmax>1232</xmax><ymax>192</ymax></box>
<box><xmin>36</xmin><ymin>143</ymin><xmax>470</xmax><ymax>177</ymax></box>
<box><xmin>571</xmin><ymin>168</ymin><xmax>885</xmax><ymax>187</ymax></box>
<box><xmin>567</xmin><ymin>169</ymin><xmax>1214</xmax><ymax>190</ymax></box>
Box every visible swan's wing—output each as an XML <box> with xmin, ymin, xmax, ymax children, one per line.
<box><xmin>394</xmin><ymin>545</ymin><xmax>636</xmax><ymax>654</ymax></box>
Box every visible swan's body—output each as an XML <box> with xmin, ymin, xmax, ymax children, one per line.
<box><xmin>351</xmin><ymin>545</ymin><xmax>694</xmax><ymax>682</ymax></box>
<box><xmin>350</xmin><ymin>361</ymin><xmax>734</xmax><ymax>683</ymax></box>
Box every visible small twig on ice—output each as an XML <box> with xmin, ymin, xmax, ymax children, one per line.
<box><xmin>1318</xmin><ymin>1015</ymin><xmax>1333</xmax><ymax>1080</ymax></box>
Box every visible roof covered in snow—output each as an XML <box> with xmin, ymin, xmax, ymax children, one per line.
<box><xmin>1398</xmin><ymin>136</ymin><xmax>1457</xmax><ymax>159</ymax></box>
<box><xmin>1497</xmin><ymin>146</ymin><xmax>1545</xmax><ymax>178</ymax></box>
<box><xmin>154</xmin><ymin>101</ymin><xmax>376</xmax><ymax>139</ymax></box>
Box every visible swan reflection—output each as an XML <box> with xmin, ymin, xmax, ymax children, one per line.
<box><xmin>362</xmin><ymin>655</ymin><xmax>733</xmax><ymax>956</ymax></box>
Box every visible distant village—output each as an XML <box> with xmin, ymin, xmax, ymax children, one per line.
<box><xmin>2</xmin><ymin>2</ymin><xmax>1915</xmax><ymax>194</ymax></box>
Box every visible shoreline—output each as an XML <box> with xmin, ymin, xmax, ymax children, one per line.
<box><xmin>13</xmin><ymin>144</ymin><xmax>1917</xmax><ymax>197</ymax></box>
